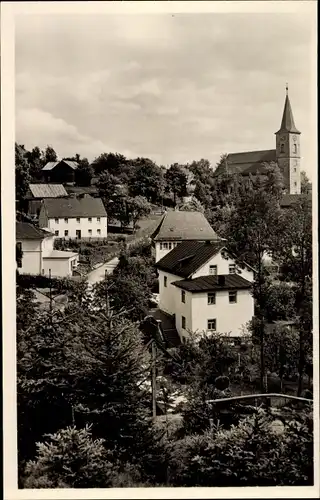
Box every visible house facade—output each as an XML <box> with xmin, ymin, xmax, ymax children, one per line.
<box><xmin>156</xmin><ymin>240</ymin><xmax>255</xmax><ymax>341</ymax></box>
<box><xmin>151</xmin><ymin>210</ymin><xmax>222</xmax><ymax>262</ymax></box>
<box><xmin>16</xmin><ymin>222</ymin><xmax>79</xmax><ymax>277</ymax></box>
<box><xmin>38</xmin><ymin>195</ymin><xmax>107</xmax><ymax>239</ymax></box>
<box><xmin>41</xmin><ymin>160</ymin><xmax>79</xmax><ymax>184</ymax></box>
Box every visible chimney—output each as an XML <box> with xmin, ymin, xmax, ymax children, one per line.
<box><xmin>218</xmin><ymin>275</ymin><xmax>226</xmax><ymax>286</ymax></box>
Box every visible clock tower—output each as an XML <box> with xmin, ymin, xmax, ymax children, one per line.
<box><xmin>275</xmin><ymin>86</ymin><xmax>301</xmax><ymax>194</ymax></box>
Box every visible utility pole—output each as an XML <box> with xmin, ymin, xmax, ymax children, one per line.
<box><xmin>151</xmin><ymin>339</ymin><xmax>157</xmax><ymax>421</ymax></box>
<box><xmin>105</xmin><ymin>269</ymin><xmax>110</xmax><ymax>319</ymax></box>
<box><xmin>49</xmin><ymin>268</ymin><xmax>53</xmax><ymax>323</ymax></box>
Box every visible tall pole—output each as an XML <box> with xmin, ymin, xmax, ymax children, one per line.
<box><xmin>151</xmin><ymin>340</ymin><xmax>157</xmax><ymax>421</ymax></box>
<box><xmin>49</xmin><ymin>268</ymin><xmax>53</xmax><ymax>322</ymax></box>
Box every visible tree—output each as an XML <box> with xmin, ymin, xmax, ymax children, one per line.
<box><xmin>169</xmin><ymin>407</ymin><xmax>313</xmax><ymax>487</ymax></box>
<box><xmin>23</xmin><ymin>426</ymin><xmax>117</xmax><ymax>488</ymax></box>
<box><xmin>129</xmin><ymin>158</ymin><xmax>165</xmax><ymax>203</ymax></box>
<box><xmin>178</xmin><ymin>197</ymin><xmax>205</xmax><ymax>213</ymax></box>
<box><xmin>92</xmin><ymin>152</ymin><xmax>127</xmax><ymax>177</ymax></box>
<box><xmin>165</xmin><ymin>163</ymin><xmax>188</xmax><ymax>205</ymax></box>
<box><xmin>300</xmin><ymin>171</ymin><xmax>312</xmax><ymax>194</ymax></box>
<box><xmin>97</xmin><ymin>171</ymin><xmax>119</xmax><ymax>205</ymax></box>
<box><xmin>126</xmin><ymin>196</ymin><xmax>152</xmax><ymax>231</ymax></box>
<box><xmin>274</xmin><ymin>196</ymin><xmax>312</xmax><ymax>395</ymax></box>
<box><xmin>17</xmin><ymin>306</ymin><xmax>166</xmax><ymax>478</ymax></box>
<box><xmin>75</xmin><ymin>158</ymin><xmax>94</xmax><ymax>186</ymax></box>
<box><xmin>43</xmin><ymin>145</ymin><xmax>58</xmax><ymax>164</ymax></box>
<box><xmin>25</xmin><ymin>146</ymin><xmax>44</xmax><ymax>181</ymax></box>
<box><xmin>223</xmin><ymin>172</ymin><xmax>284</xmax><ymax>392</ymax></box>
<box><xmin>15</xmin><ymin>143</ymin><xmax>31</xmax><ymax>208</ymax></box>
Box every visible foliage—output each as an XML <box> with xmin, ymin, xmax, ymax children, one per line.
<box><xmin>25</xmin><ymin>146</ymin><xmax>44</xmax><ymax>181</ymax></box>
<box><xmin>97</xmin><ymin>171</ymin><xmax>119</xmax><ymax>204</ymax></box>
<box><xmin>300</xmin><ymin>171</ymin><xmax>312</xmax><ymax>194</ymax></box>
<box><xmin>15</xmin><ymin>143</ymin><xmax>31</xmax><ymax>206</ymax></box>
<box><xmin>129</xmin><ymin>158</ymin><xmax>165</xmax><ymax>203</ymax></box>
<box><xmin>43</xmin><ymin>145</ymin><xmax>58</xmax><ymax>164</ymax></box>
<box><xmin>178</xmin><ymin>197</ymin><xmax>205</xmax><ymax>213</ymax></box>
<box><xmin>17</xmin><ymin>307</ymin><xmax>161</xmax><ymax>468</ymax></box>
<box><xmin>165</xmin><ymin>163</ymin><xmax>188</xmax><ymax>204</ymax></box>
<box><xmin>126</xmin><ymin>196</ymin><xmax>152</xmax><ymax>231</ymax></box>
<box><xmin>169</xmin><ymin>407</ymin><xmax>313</xmax><ymax>486</ymax></box>
<box><xmin>92</xmin><ymin>152</ymin><xmax>128</xmax><ymax>178</ymax></box>
<box><xmin>23</xmin><ymin>426</ymin><xmax>116</xmax><ymax>488</ymax></box>
<box><xmin>262</xmin><ymin>281</ymin><xmax>296</xmax><ymax>322</ymax></box>
<box><xmin>75</xmin><ymin>157</ymin><xmax>94</xmax><ymax>186</ymax></box>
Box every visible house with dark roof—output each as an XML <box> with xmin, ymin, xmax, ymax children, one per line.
<box><xmin>155</xmin><ymin>240</ymin><xmax>255</xmax><ymax>342</ymax></box>
<box><xmin>151</xmin><ymin>210</ymin><xmax>223</xmax><ymax>262</ymax></box>
<box><xmin>38</xmin><ymin>195</ymin><xmax>108</xmax><ymax>239</ymax></box>
<box><xmin>16</xmin><ymin>222</ymin><xmax>79</xmax><ymax>277</ymax></box>
<box><xmin>41</xmin><ymin>160</ymin><xmax>79</xmax><ymax>184</ymax></box>
<box><xmin>26</xmin><ymin>183</ymin><xmax>68</xmax><ymax>219</ymax></box>
<box><xmin>215</xmin><ymin>87</ymin><xmax>302</xmax><ymax>195</ymax></box>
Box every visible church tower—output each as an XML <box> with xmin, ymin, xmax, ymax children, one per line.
<box><xmin>275</xmin><ymin>86</ymin><xmax>301</xmax><ymax>194</ymax></box>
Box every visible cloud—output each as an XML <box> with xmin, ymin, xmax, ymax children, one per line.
<box><xmin>15</xmin><ymin>12</ymin><xmax>315</xmax><ymax>177</ymax></box>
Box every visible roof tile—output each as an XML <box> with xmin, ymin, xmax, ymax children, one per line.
<box><xmin>172</xmin><ymin>274</ymin><xmax>252</xmax><ymax>292</ymax></box>
<box><xmin>152</xmin><ymin>211</ymin><xmax>219</xmax><ymax>241</ymax></box>
<box><xmin>156</xmin><ymin>240</ymin><xmax>226</xmax><ymax>278</ymax></box>
<box><xmin>42</xmin><ymin>196</ymin><xmax>107</xmax><ymax>218</ymax></box>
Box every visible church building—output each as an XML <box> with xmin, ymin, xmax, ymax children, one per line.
<box><xmin>215</xmin><ymin>87</ymin><xmax>301</xmax><ymax>195</ymax></box>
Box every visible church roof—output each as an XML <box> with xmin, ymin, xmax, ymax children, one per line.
<box><xmin>215</xmin><ymin>149</ymin><xmax>277</xmax><ymax>176</ymax></box>
<box><xmin>276</xmin><ymin>93</ymin><xmax>300</xmax><ymax>135</ymax></box>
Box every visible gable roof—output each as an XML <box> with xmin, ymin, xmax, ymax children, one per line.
<box><xmin>215</xmin><ymin>149</ymin><xmax>277</xmax><ymax>177</ymax></box>
<box><xmin>152</xmin><ymin>211</ymin><xmax>220</xmax><ymax>242</ymax></box>
<box><xmin>172</xmin><ymin>274</ymin><xmax>252</xmax><ymax>293</ymax></box>
<box><xmin>276</xmin><ymin>93</ymin><xmax>300</xmax><ymax>135</ymax></box>
<box><xmin>42</xmin><ymin>160</ymin><xmax>79</xmax><ymax>171</ymax></box>
<box><xmin>28</xmin><ymin>184</ymin><xmax>68</xmax><ymax>198</ymax></box>
<box><xmin>42</xmin><ymin>196</ymin><xmax>107</xmax><ymax>218</ymax></box>
<box><xmin>16</xmin><ymin>222</ymin><xmax>54</xmax><ymax>240</ymax></box>
<box><xmin>156</xmin><ymin>240</ymin><xmax>226</xmax><ymax>278</ymax></box>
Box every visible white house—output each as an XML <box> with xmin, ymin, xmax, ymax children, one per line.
<box><xmin>38</xmin><ymin>194</ymin><xmax>107</xmax><ymax>239</ymax></box>
<box><xmin>151</xmin><ymin>210</ymin><xmax>222</xmax><ymax>262</ymax></box>
<box><xmin>16</xmin><ymin>222</ymin><xmax>79</xmax><ymax>277</ymax></box>
<box><xmin>155</xmin><ymin>240</ymin><xmax>255</xmax><ymax>342</ymax></box>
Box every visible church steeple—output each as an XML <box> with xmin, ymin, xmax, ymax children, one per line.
<box><xmin>275</xmin><ymin>85</ymin><xmax>301</xmax><ymax>194</ymax></box>
<box><xmin>276</xmin><ymin>85</ymin><xmax>300</xmax><ymax>134</ymax></box>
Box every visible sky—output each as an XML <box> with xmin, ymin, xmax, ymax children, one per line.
<box><xmin>15</xmin><ymin>11</ymin><xmax>315</xmax><ymax>177</ymax></box>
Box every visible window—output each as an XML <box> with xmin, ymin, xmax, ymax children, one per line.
<box><xmin>294</xmin><ymin>181</ymin><xmax>297</xmax><ymax>187</ymax></box>
<box><xmin>97</xmin><ymin>229</ymin><xmax>101</xmax><ymax>235</ymax></box>
<box><xmin>294</xmin><ymin>167</ymin><xmax>297</xmax><ymax>173</ymax></box>
<box><xmin>280</xmin><ymin>144</ymin><xmax>284</xmax><ymax>153</ymax></box>
<box><xmin>97</xmin><ymin>217</ymin><xmax>101</xmax><ymax>223</ymax></box>
<box><xmin>229</xmin><ymin>264</ymin><xmax>236</xmax><ymax>274</ymax></box>
<box><xmin>55</xmin><ymin>230</ymin><xmax>59</xmax><ymax>236</ymax></box>
<box><xmin>55</xmin><ymin>218</ymin><xmax>59</xmax><ymax>224</ymax></box>
<box><xmin>163</xmin><ymin>242</ymin><xmax>168</xmax><ymax>250</ymax></box>
<box><xmin>64</xmin><ymin>230</ymin><xmax>69</xmax><ymax>237</ymax></box>
<box><xmin>76</xmin><ymin>217</ymin><xmax>80</xmax><ymax>223</ymax></box>
<box><xmin>209</xmin><ymin>265</ymin><xmax>217</xmax><ymax>275</ymax></box>
<box><xmin>168</xmin><ymin>242</ymin><xmax>172</xmax><ymax>250</ymax></box>
<box><xmin>208</xmin><ymin>292</ymin><xmax>216</xmax><ymax>305</ymax></box>
<box><xmin>293</xmin><ymin>144</ymin><xmax>297</xmax><ymax>154</ymax></box>
<box><xmin>229</xmin><ymin>291</ymin><xmax>237</xmax><ymax>303</ymax></box>
<box><xmin>88</xmin><ymin>229</ymin><xmax>92</xmax><ymax>236</ymax></box>
<box><xmin>182</xmin><ymin>316</ymin><xmax>186</xmax><ymax>329</ymax></box>
<box><xmin>88</xmin><ymin>217</ymin><xmax>92</xmax><ymax>223</ymax></box>
<box><xmin>64</xmin><ymin>218</ymin><xmax>68</xmax><ymax>223</ymax></box>
<box><xmin>207</xmin><ymin>319</ymin><xmax>216</xmax><ymax>331</ymax></box>
<box><xmin>181</xmin><ymin>290</ymin><xmax>186</xmax><ymax>303</ymax></box>
<box><xmin>164</xmin><ymin>276</ymin><xmax>167</xmax><ymax>287</ymax></box>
